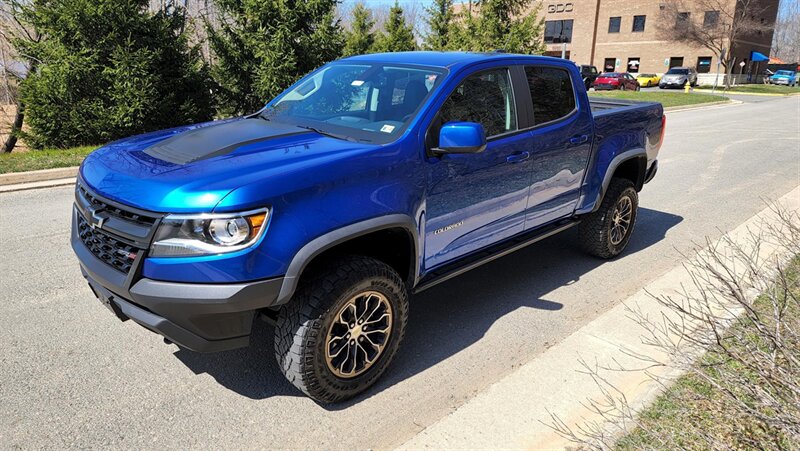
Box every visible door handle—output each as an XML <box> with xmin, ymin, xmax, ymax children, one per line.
<box><xmin>569</xmin><ymin>135</ymin><xmax>589</xmax><ymax>145</ymax></box>
<box><xmin>506</xmin><ymin>151</ymin><xmax>530</xmax><ymax>164</ymax></box>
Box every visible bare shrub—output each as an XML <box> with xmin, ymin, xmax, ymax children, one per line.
<box><xmin>549</xmin><ymin>203</ymin><xmax>800</xmax><ymax>449</ymax></box>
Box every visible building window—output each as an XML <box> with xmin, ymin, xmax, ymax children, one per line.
<box><xmin>603</xmin><ymin>58</ymin><xmax>616</xmax><ymax>72</ymax></box>
<box><xmin>676</xmin><ymin>12</ymin><xmax>690</xmax><ymax>29</ymax></box>
<box><xmin>704</xmin><ymin>11</ymin><xmax>720</xmax><ymax>27</ymax></box>
<box><xmin>524</xmin><ymin>66</ymin><xmax>576</xmax><ymax>125</ymax></box>
<box><xmin>632</xmin><ymin>15</ymin><xmax>646</xmax><ymax>32</ymax></box>
<box><xmin>608</xmin><ymin>17</ymin><xmax>621</xmax><ymax>33</ymax></box>
<box><xmin>697</xmin><ymin>57</ymin><xmax>713</xmax><ymax>73</ymax></box>
<box><xmin>669</xmin><ymin>57</ymin><xmax>684</xmax><ymax>68</ymax></box>
<box><xmin>544</xmin><ymin>20</ymin><xmax>574</xmax><ymax>44</ymax></box>
<box><xmin>627</xmin><ymin>58</ymin><xmax>640</xmax><ymax>73</ymax></box>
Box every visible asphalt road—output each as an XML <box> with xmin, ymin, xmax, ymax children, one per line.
<box><xmin>1</xmin><ymin>95</ymin><xmax>799</xmax><ymax>449</ymax></box>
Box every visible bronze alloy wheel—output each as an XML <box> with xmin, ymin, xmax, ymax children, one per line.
<box><xmin>325</xmin><ymin>291</ymin><xmax>393</xmax><ymax>379</ymax></box>
<box><xmin>609</xmin><ymin>196</ymin><xmax>633</xmax><ymax>245</ymax></box>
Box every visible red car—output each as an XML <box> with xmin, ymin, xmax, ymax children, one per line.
<box><xmin>592</xmin><ymin>72</ymin><xmax>641</xmax><ymax>91</ymax></box>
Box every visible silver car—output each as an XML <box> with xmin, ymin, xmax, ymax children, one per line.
<box><xmin>659</xmin><ymin>67</ymin><xmax>698</xmax><ymax>89</ymax></box>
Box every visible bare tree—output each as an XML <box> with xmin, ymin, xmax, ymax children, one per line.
<box><xmin>657</xmin><ymin>0</ymin><xmax>775</xmax><ymax>88</ymax></box>
<box><xmin>0</xmin><ymin>1</ymin><xmax>38</xmax><ymax>153</ymax></box>
<box><xmin>772</xmin><ymin>1</ymin><xmax>800</xmax><ymax>63</ymax></box>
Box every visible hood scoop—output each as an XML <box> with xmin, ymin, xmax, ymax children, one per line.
<box><xmin>143</xmin><ymin>118</ymin><xmax>305</xmax><ymax>165</ymax></box>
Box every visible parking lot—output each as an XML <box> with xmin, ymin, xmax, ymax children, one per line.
<box><xmin>1</xmin><ymin>95</ymin><xmax>799</xmax><ymax>448</ymax></box>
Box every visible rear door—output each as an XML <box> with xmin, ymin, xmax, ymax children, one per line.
<box><xmin>520</xmin><ymin>64</ymin><xmax>593</xmax><ymax>229</ymax></box>
<box><xmin>423</xmin><ymin>67</ymin><xmax>533</xmax><ymax>269</ymax></box>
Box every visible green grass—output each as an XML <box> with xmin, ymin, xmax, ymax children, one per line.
<box><xmin>615</xmin><ymin>256</ymin><xmax>800</xmax><ymax>450</ymax></box>
<box><xmin>0</xmin><ymin>146</ymin><xmax>98</xmax><ymax>174</ymax></box>
<box><xmin>695</xmin><ymin>84</ymin><xmax>800</xmax><ymax>94</ymax></box>
<box><xmin>589</xmin><ymin>90</ymin><xmax>728</xmax><ymax>108</ymax></box>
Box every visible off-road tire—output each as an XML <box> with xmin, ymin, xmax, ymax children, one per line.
<box><xmin>578</xmin><ymin>178</ymin><xmax>638</xmax><ymax>259</ymax></box>
<box><xmin>274</xmin><ymin>255</ymin><xmax>409</xmax><ymax>403</ymax></box>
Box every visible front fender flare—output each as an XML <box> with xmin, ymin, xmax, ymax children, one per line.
<box><xmin>272</xmin><ymin>214</ymin><xmax>420</xmax><ymax>306</ymax></box>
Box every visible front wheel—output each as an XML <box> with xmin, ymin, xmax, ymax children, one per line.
<box><xmin>620</xmin><ymin>84</ymin><xmax>626</xmax><ymax>91</ymax></box>
<box><xmin>274</xmin><ymin>255</ymin><xmax>409</xmax><ymax>403</ymax></box>
<box><xmin>578</xmin><ymin>178</ymin><xmax>639</xmax><ymax>259</ymax></box>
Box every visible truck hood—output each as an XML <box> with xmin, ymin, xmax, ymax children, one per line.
<box><xmin>80</xmin><ymin>117</ymin><xmax>376</xmax><ymax>212</ymax></box>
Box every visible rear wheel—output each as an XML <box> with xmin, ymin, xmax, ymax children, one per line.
<box><xmin>578</xmin><ymin>178</ymin><xmax>638</xmax><ymax>259</ymax></box>
<box><xmin>274</xmin><ymin>255</ymin><xmax>409</xmax><ymax>403</ymax></box>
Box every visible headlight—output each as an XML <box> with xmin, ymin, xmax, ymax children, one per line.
<box><xmin>150</xmin><ymin>208</ymin><xmax>269</xmax><ymax>257</ymax></box>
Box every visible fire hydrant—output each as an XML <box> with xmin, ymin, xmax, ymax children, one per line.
<box><xmin>684</xmin><ymin>83</ymin><xmax>691</xmax><ymax>93</ymax></box>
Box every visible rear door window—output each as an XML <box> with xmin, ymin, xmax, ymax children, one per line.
<box><xmin>524</xmin><ymin>66</ymin><xmax>576</xmax><ymax>126</ymax></box>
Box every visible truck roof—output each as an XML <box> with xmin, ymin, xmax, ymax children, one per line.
<box><xmin>341</xmin><ymin>51</ymin><xmax>566</xmax><ymax>69</ymax></box>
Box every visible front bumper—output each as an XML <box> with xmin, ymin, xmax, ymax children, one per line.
<box><xmin>72</xmin><ymin>204</ymin><xmax>284</xmax><ymax>352</ymax></box>
<box><xmin>771</xmin><ymin>79</ymin><xmax>790</xmax><ymax>85</ymax></box>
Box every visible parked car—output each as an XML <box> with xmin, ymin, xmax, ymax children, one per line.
<box><xmin>579</xmin><ymin>64</ymin><xmax>599</xmax><ymax>90</ymax></box>
<box><xmin>71</xmin><ymin>52</ymin><xmax>665</xmax><ymax>403</ymax></box>
<box><xmin>635</xmin><ymin>73</ymin><xmax>661</xmax><ymax>87</ymax></box>
<box><xmin>769</xmin><ymin>70</ymin><xmax>797</xmax><ymax>86</ymax></box>
<box><xmin>593</xmin><ymin>72</ymin><xmax>641</xmax><ymax>91</ymax></box>
<box><xmin>659</xmin><ymin>67</ymin><xmax>698</xmax><ymax>88</ymax></box>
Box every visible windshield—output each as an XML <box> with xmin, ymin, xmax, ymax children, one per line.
<box><xmin>775</xmin><ymin>70</ymin><xmax>793</xmax><ymax>76</ymax></box>
<box><xmin>666</xmin><ymin>68</ymin><xmax>689</xmax><ymax>75</ymax></box>
<box><xmin>639</xmin><ymin>74</ymin><xmax>656</xmax><ymax>77</ymax></box>
<box><xmin>263</xmin><ymin>63</ymin><xmax>445</xmax><ymax>144</ymax></box>
<box><xmin>600</xmin><ymin>73</ymin><xmax>620</xmax><ymax>77</ymax></box>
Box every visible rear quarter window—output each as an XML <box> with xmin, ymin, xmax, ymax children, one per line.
<box><xmin>524</xmin><ymin>66</ymin><xmax>576</xmax><ymax>126</ymax></box>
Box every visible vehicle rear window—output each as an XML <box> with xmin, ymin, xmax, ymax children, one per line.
<box><xmin>524</xmin><ymin>66</ymin><xmax>576</xmax><ymax>126</ymax></box>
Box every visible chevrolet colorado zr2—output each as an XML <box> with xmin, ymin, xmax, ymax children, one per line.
<box><xmin>72</xmin><ymin>52</ymin><xmax>665</xmax><ymax>403</ymax></box>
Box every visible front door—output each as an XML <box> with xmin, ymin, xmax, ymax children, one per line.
<box><xmin>424</xmin><ymin>67</ymin><xmax>532</xmax><ymax>270</ymax></box>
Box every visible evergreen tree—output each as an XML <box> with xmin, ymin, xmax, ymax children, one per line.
<box><xmin>13</xmin><ymin>0</ymin><xmax>213</xmax><ymax>149</ymax></box>
<box><xmin>207</xmin><ymin>0</ymin><xmax>343</xmax><ymax>116</ymax></box>
<box><xmin>343</xmin><ymin>2</ymin><xmax>375</xmax><ymax>56</ymax></box>
<box><xmin>450</xmin><ymin>0</ymin><xmax>545</xmax><ymax>54</ymax></box>
<box><xmin>372</xmin><ymin>1</ymin><xmax>416</xmax><ymax>53</ymax></box>
<box><xmin>423</xmin><ymin>0</ymin><xmax>454</xmax><ymax>51</ymax></box>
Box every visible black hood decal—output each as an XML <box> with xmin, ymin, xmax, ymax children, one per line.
<box><xmin>144</xmin><ymin>118</ymin><xmax>306</xmax><ymax>164</ymax></box>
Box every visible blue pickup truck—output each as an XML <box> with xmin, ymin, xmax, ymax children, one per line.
<box><xmin>72</xmin><ymin>52</ymin><xmax>664</xmax><ymax>403</ymax></box>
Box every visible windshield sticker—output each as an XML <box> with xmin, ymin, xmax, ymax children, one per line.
<box><xmin>351</xmin><ymin>80</ymin><xmax>365</xmax><ymax>87</ymax></box>
<box><xmin>380</xmin><ymin>124</ymin><xmax>396</xmax><ymax>133</ymax></box>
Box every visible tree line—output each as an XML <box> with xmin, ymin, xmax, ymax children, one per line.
<box><xmin>0</xmin><ymin>0</ymin><xmax>544</xmax><ymax>151</ymax></box>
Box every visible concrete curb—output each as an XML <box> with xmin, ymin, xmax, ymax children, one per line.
<box><xmin>0</xmin><ymin>177</ymin><xmax>76</xmax><ymax>194</ymax></box>
<box><xmin>0</xmin><ymin>166</ymin><xmax>79</xmax><ymax>186</ymax></box>
<box><xmin>399</xmin><ymin>185</ymin><xmax>800</xmax><ymax>450</ymax></box>
<box><xmin>693</xmin><ymin>89</ymin><xmax>800</xmax><ymax>97</ymax></box>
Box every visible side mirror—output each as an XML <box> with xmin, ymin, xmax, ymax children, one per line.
<box><xmin>433</xmin><ymin>122</ymin><xmax>487</xmax><ymax>155</ymax></box>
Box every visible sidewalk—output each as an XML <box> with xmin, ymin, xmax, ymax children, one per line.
<box><xmin>400</xmin><ymin>185</ymin><xmax>800</xmax><ymax>450</ymax></box>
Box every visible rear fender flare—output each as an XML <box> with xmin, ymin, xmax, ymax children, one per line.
<box><xmin>592</xmin><ymin>148</ymin><xmax>647</xmax><ymax>212</ymax></box>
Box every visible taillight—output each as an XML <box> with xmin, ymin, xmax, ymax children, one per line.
<box><xmin>655</xmin><ymin>115</ymin><xmax>667</xmax><ymax>152</ymax></box>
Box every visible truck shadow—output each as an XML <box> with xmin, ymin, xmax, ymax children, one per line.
<box><xmin>174</xmin><ymin>207</ymin><xmax>682</xmax><ymax>403</ymax></box>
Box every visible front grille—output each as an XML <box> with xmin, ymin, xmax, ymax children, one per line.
<box><xmin>78</xmin><ymin>184</ymin><xmax>156</xmax><ymax>227</ymax></box>
<box><xmin>77</xmin><ymin>213</ymin><xmax>142</xmax><ymax>274</ymax></box>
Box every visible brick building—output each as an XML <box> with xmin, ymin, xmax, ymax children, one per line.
<box><xmin>538</xmin><ymin>0</ymin><xmax>780</xmax><ymax>84</ymax></box>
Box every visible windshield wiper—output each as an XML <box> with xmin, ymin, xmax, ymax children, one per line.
<box><xmin>294</xmin><ymin>124</ymin><xmax>354</xmax><ymax>142</ymax></box>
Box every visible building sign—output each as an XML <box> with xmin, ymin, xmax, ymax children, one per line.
<box><xmin>547</xmin><ymin>3</ymin><xmax>574</xmax><ymax>13</ymax></box>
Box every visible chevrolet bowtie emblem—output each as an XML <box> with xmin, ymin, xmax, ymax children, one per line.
<box><xmin>87</xmin><ymin>206</ymin><xmax>107</xmax><ymax>230</ymax></box>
